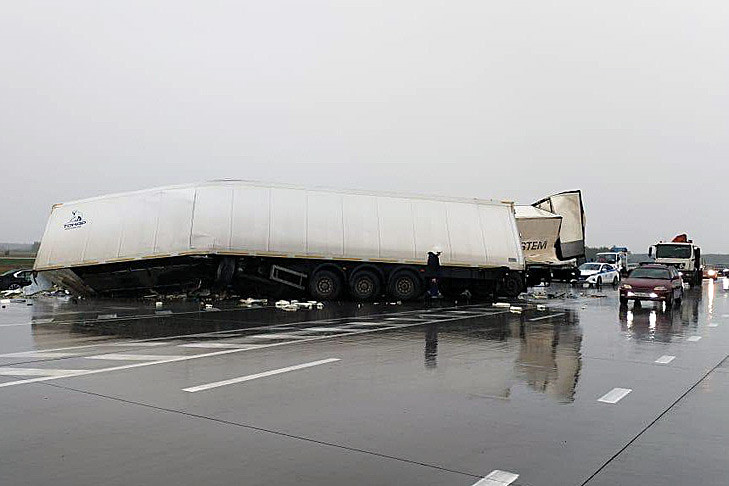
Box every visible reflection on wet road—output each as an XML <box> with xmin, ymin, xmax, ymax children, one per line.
<box><xmin>0</xmin><ymin>281</ymin><xmax>728</xmax><ymax>485</ymax></box>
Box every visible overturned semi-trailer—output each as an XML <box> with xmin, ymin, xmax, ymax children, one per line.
<box><xmin>34</xmin><ymin>180</ymin><xmax>526</xmax><ymax>300</ymax></box>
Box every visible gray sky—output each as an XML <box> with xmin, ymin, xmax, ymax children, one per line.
<box><xmin>2</xmin><ymin>1</ymin><xmax>728</xmax><ymax>251</ymax></box>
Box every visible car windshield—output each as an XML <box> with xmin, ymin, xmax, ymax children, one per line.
<box><xmin>655</xmin><ymin>244</ymin><xmax>691</xmax><ymax>259</ymax></box>
<box><xmin>595</xmin><ymin>254</ymin><xmax>617</xmax><ymax>264</ymax></box>
<box><xmin>629</xmin><ymin>267</ymin><xmax>671</xmax><ymax>279</ymax></box>
<box><xmin>580</xmin><ymin>263</ymin><xmax>601</xmax><ymax>271</ymax></box>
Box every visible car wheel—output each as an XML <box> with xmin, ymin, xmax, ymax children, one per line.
<box><xmin>619</xmin><ymin>297</ymin><xmax>628</xmax><ymax>306</ymax></box>
<box><xmin>596</xmin><ymin>277</ymin><xmax>602</xmax><ymax>289</ymax></box>
<box><xmin>674</xmin><ymin>292</ymin><xmax>682</xmax><ymax>306</ymax></box>
<box><xmin>665</xmin><ymin>293</ymin><xmax>673</xmax><ymax>310</ymax></box>
<box><xmin>612</xmin><ymin>276</ymin><xmax>619</xmax><ymax>288</ymax></box>
<box><xmin>8</xmin><ymin>284</ymin><xmax>20</xmax><ymax>290</ymax></box>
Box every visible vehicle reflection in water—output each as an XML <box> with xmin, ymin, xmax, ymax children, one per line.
<box><xmin>422</xmin><ymin>310</ymin><xmax>582</xmax><ymax>404</ymax></box>
<box><xmin>618</xmin><ymin>284</ymin><xmax>706</xmax><ymax>341</ymax></box>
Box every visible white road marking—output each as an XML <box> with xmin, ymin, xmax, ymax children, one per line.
<box><xmin>85</xmin><ymin>354</ymin><xmax>185</xmax><ymax>361</ymax></box>
<box><xmin>708</xmin><ymin>323</ymin><xmax>718</xmax><ymax>328</ymax></box>
<box><xmin>179</xmin><ymin>343</ymin><xmax>263</xmax><ymax>349</ymax></box>
<box><xmin>301</xmin><ymin>327</ymin><xmax>355</xmax><ymax>333</ymax></box>
<box><xmin>472</xmin><ymin>469</ymin><xmax>520</xmax><ymax>486</ymax></box>
<box><xmin>0</xmin><ymin>367</ymin><xmax>85</xmax><ymax>377</ymax></box>
<box><xmin>0</xmin><ymin>351</ymin><xmax>77</xmax><ymax>359</ymax></box>
<box><xmin>0</xmin><ymin>323</ymin><xmax>34</xmax><ymax>328</ymax></box>
<box><xmin>528</xmin><ymin>313</ymin><xmax>565</xmax><ymax>322</ymax></box>
<box><xmin>96</xmin><ymin>314</ymin><xmax>117</xmax><ymax>320</ymax></box>
<box><xmin>0</xmin><ymin>310</ymin><xmax>499</xmax><ymax>389</ymax></box>
<box><xmin>687</xmin><ymin>336</ymin><xmax>702</xmax><ymax>342</ymax></box>
<box><xmin>598</xmin><ymin>388</ymin><xmax>632</xmax><ymax>404</ymax></box>
<box><xmin>107</xmin><ymin>342</ymin><xmax>172</xmax><ymax>347</ymax></box>
<box><xmin>655</xmin><ymin>355</ymin><xmax>676</xmax><ymax>364</ymax></box>
<box><xmin>183</xmin><ymin>358</ymin><xmax>341</xmax><ymax>392</ymax></box>
<box><xmin>243</xmin><ymin>333</ymin><xmax>309</xmax><ymax>340</ymax></box>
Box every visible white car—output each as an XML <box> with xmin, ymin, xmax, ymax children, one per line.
<box><xmin>577</xmin><ymin>263</ymin><xmax>621</xmax><ymax>287</ymax></box>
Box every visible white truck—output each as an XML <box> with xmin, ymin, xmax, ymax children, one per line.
<box><xmin>595</xmin><ymin>247</ymin><xmax>630</xmax><ymax>276</ymax></box>
<box><xmin>515</xmin><ymin>190</ymin><xmax>586</xmax><ymax>286</ymax></box>
<box><xmin>649</xmin><ymin>235</ymin><xmax>703</xmax><ymax>288</ymax></box>
<box><xmin>33</xmin><ymin>180</ymin><xmax>526</xmax><ymax>300</ymax></box>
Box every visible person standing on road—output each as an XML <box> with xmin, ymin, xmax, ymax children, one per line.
<box><xmin>427</xmin><ymin>247</ymin><xmax>443</xmax><ymax>302</ymax></box>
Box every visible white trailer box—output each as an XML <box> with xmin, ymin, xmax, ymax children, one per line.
<box><xmin>34</xmin><ymin>180</ymin><xmax>526</xmax><ymax>299</ymax></box>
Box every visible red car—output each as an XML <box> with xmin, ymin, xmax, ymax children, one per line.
<box><xmin>619</xmin><ymin>264</ymin><xmax>684</xmax><ymax>308</ymax></box>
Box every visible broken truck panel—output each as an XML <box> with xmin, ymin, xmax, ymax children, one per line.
<box><xmin>532</xmin><ymin>190</ymin><xmax>586</xmax><ymax>261</ymax></box>
<box><xmin>34</xmin><ymin>180</ymin><xmax>527</xmax><ymax>299</ymax></box>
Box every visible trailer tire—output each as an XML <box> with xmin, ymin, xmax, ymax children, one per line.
<box><xmin>388</xmin><ymin>270</ymin><xmax>422</xmax><ymax>301</ymax></box>
<box><xmin>349</xmin><ymin>269</ymin><xmax>381</xmax><ymax>302</ymax></box>
<box><xmin>309</xmin><ymin>269</ymin><xmax>343</xmax><ymax>301</ymax></box>
<box><xmin>500</xmin><ymin>272</ymin><xmax>524</xmax><ymax>298</ymax></box>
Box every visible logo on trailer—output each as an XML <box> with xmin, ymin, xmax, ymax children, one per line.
<box><xmin>522</xmin><ymin>240</ymin><xmax>548</xmax><ymax>251</ymax></box>
<box><xmin>63</xmin><ymin>210</ymin><xmax>87</xmax><ymax>230</ymax></box>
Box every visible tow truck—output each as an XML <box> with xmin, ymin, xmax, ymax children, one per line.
<box><xmin>649</xmin><ymin>234</ymin><xmax>703</xmax><ymax>288</ymax></box>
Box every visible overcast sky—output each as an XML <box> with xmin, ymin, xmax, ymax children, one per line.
<box><xmin>2</xmin><ymin>1</ymin><xmax>728</xmax><ymax>251</ymax></box>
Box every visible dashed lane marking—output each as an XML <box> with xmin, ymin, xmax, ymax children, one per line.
<box><xmin>687</xmin><ymin>336</ymin><xmax>702</xmax><ymax>342</ymax></box>
<box><xmin>0</xmin><ymin>367</ymin><xmax>86</xmax><ymax>377</ymax></box>
<box><xmin>655</xmin><ymin>355</ymin><xmax>676</xmax><ymax>364</ymax></box>
<box><xmin>0</xmin><ymin>351</ymin><xmax>78</xmax><ymax>359</ymax></box>
<box><xmin>107</xmin><ymin>342</ymin><xmax>172</xmax><ymax>347</ymax></box>
<box><xmin>598</xmin><ymin>388</ymin><xmax>632</xmax><ymax>404</ymax></box>
<box><xmin>85</xmin><ymin>354</ymin><xmax>186</xmax><ymax>361</ymax></box>
<box><xmin>182</xmin><ymin>358</ymin><xmax>341</xmax><ymax>393</ymax></box>
<box><xmin>528</xmin><ymin>313</ymin><xmax>565</xmax><ymax>322</ymax></box>
<box><xmin>179</xmin><ymin>343</ymin><xmax>264</xmax><ymax>349</ymax></box>
<box><xmin>471</xmin><ymin>469</ymin><xmax>519</xmax><ymax>485</ymax></box>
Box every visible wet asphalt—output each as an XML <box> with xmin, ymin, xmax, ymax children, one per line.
<box><xmin>0</xmin><ymin>280</ymin><xmax>728</xmax><ymax>485</ymax></box>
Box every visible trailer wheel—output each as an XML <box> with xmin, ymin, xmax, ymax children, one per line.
<box><xmin>388</xmin><ymin>271</ymin><xmax>422</xmax><ymax>301</ymax></box>
<box><xmin>349</xmin><ymin>269</ymin><xmax>381</xmax><ymax>301</ymax></box>
<box><xmin>500</xmin><ymin>273</ymin><xmax>524</xmax><ymax>298</ymax></box>
<box><xmin>309</xmin><ymin>269</ymin><xmax>343</xmax><ymax>301</ymax></box>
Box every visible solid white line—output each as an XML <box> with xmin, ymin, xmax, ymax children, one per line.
<box><xmin>183</xmin><ymin>358</ymin><xmax>340</xmax><ymax>392</ymax></box>
<box><xmin>243</xmin><ymin>333</ymin><xmax>309</xmax><ymax>340</ymax></box>
<box><xmin>598</xmin><ymin>388</ymin><xmax>632</xmax><ymax>404</ymax></box>
<box><xmin>472</xmin><ymin>469</ymin><xmax>519</xmax><ymax>486</ymax></box>
<box><xmin>179</xmin><ymin>342</ymin><xmax>263</xmax><ymax>349</ymax></box>
<box><xmin>0</xmin><ymin>323</ymin><xmax>34</xmax><ymax>328</ymax></box>
<box><xmin>708</xmin><ymin>323</ymin><xmax>718</xmax><ymax>328</ymax></box>
<box><xmin>0</xmin><ymin>311</ymin><xmax>498</xmax><ymax>389</ymax></box>
<box><xmin>301</xmin><ymin>327</ymin><xmax>356</xmax><ymax>333</ymax></box>
<box><xmin>85</xmin><ymin>354</ymin><xmax>186</xmax><ymax>361</ymax></box>
<box><xmin>106</xmin><ymin>342</ymin><xmax>172</xmax><ymax>347</ymax></box>
<box><xmin>655</xmin><ymin>355</ymin><xmax>676</xmax><ymax>364</ymax></box>
<box><xmin>0</xmin><ymin>367</ymin><xmax>85</xmax><ymax>377</ymax></box>
<box><xmin>528</xmin><ymin>313</ymin><xmax>565</xmax><ymax>322</ymax></box>
<box><xmin>687</xmin><ymin>336</ymin><xmax>702</xmax><ymax>342</ymax></box>
<box><xmin>0</xmin><ymin>351</ymin><xmax>78</xmax><ymax>359</ymax></box>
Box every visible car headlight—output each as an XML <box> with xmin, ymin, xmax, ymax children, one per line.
<box><xmin>654</xmin><ymin>286</ymin><xmax>667</xmax><ymax>291</ymax></box>
<box><xmin>621</xmin><ymin>284</ymin><xmax>632</xmax><ymax>289</ymax></box>
<box><xmin>649</xmin><ymin>293</ymin><xmax>659</xmax><ymax>298</ymax></box>
<box><xmin>708</xmin><ymin>270</ymin><xmax>717</xmax><ymax>276</ymax></box>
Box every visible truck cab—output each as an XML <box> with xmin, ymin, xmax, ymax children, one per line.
<box><xmin>649</xmin><ymin>237</ymin><xmax>702</xmax><ymax>288</ymax></box>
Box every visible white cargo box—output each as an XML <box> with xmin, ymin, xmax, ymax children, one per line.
<box><xmin>34</xmin><ymin>180</ymin><xmax>525</xmax><ymax>272</ymax></box>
